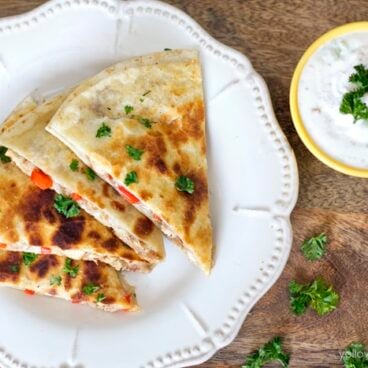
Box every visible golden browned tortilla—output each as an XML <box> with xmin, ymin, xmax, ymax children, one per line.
<box><xmin>0</xmin><ymin>161</ymin><xmax>150</xmax><ymax>272</ymax></box>
<box><xmin>0</xmin><ymin>250</ymin><xmax>138</xmax><ymax>312</ymax></box>
<box><xmin>0</xmin><ymin>95</ymin><xmax>164</xmax><ymax>264</ymax></box>
<box><xmin>47</xmin><ymin>49</ymin><xmax>214</xmax><ymax>273</ymax></box>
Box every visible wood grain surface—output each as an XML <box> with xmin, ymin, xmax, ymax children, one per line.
<box><xmin>1</xmin><ymin>0</ymin><xmax>368</xmax><ymax>367</ymax></box>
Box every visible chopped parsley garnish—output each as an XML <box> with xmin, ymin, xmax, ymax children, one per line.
<box><xmin>125</xmin><ymin>144</ymin><xmax>144</xmax><ymax>161</ymax></box>
<box><xmin>54</xmin><ymin>194</ymin><xmax>80</xmax><ymax>218</ymax></box>
<box><xmin>343</xmin><ymin>342</ymin><xmax>368</xmax><ymax>367</ymax></box>
<box><xmin>23</xmin><ymin>252</ymin><xmax>37</xmax><ymax>266</ymax></box>
<box><xmin>139</xmin><ymin>98</ymin><xmax>144</xmax><ymax>103</ymax></box>
<box><xmin>175</xmin><ymin>175</ymin><xmax>195</xmax><ymax>194</ymax></box>
<box><xmin>124</xmin><ymin>105</ymin><xmax>134</xmax><ymax>114</ymax></box>
<box><xmin>124</xmin><ymin>171</ymin><xmax>138</xmax><ymax>186</ymax></box>
<box><xmin>289</xmin><ymin>277</ymin><xmax>339</xmax><ymax>316</ymax></box>
<box><xmin>84</xmin><ymin>167</ymin><xmax>97</xmax><ymax>181</ymax></box>
<box><xmin>82</xmin><ymin>283</ymin><xmax>100</xmax><ymax>295</ymax></box>
<box><xmin>241</xmin><ymin>336</ymin><xmax>289</xmax><ymax>368</ymax></box>
<box><xmin>96</xmin><ymin>293</ymin><xmax>106</xmax><ymax>303</ymax></box>
<box><xmin>301</xmin><ymin>233</ymin><xmax>327</xmax><ymax>261</ymax></box>
<box><xmin>137</xmin><ymin>116</ymin><xmax>153</xmax><ymax>128</ymax></box>
<box><xmin>69</xmin><ymin>159</ymin><xmax>79</xmax><ymax>172</ymax></box>
<box><xmin>50</xmin><ymin>275</ymin><xmax>62</xmax><ymax>286</ymax></box>
<box><xmin>340</xmin><ymin>64</ymin><xmax>368</xmax><ymax>123</ymax></box>
<box><xmin>142</xmin><ymin>90</ymin><xmax>151</xmax><ymax>96</ymax></box>
<box><xmin>96</xmin><ymin>122</ymin><xmax>112</xmax><ymax>138</ymax></box>
<box><xmin>164</xmin><ymin>48</ymin><xmax>172</xmax><ymax>51</ymax></box>
<box><xmin>63</xmin><ymin>258</ymin><xmax>79</xmax><ymax>278</ymax></box>
<box><xmin>10</xmin><ymin>264</ymin><xmax>19</xmax><ymax>273</ymax></box>
<box><xmin>0</xmin><ymin>146</ymin><xmax>11</xmax><ymax>163</ymax></box>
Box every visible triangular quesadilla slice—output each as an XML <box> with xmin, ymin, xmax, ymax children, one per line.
<box><xmin>0</xmin><ymin>160</ymin><xmax>150</xmax><ymax>272</ymax></box>
<box><xmin>0</xmin><ymin>95</ymin><xmax>164</xmax><ymax>264</ymax></box>
<box><xmin>0</xmin><ymin>249</ymin><xmax>138</xmax><ymax>312</ymax></box>
<box><xmin>47</xmin><ymin>49</ymin><xmax>214</xmax><ymax>273</ymax></box>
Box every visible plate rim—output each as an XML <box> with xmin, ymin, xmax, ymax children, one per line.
<box><xmin>0</xmin><ymin>1</ymin><xmax>299</xmax><ymax>367</ymax></box>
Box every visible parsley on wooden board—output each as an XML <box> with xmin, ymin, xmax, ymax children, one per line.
<box><xmin>340</xmin><ymin>64</ymin><xmax>368</xmax><ymax>123</ymax></box>
<box><xmin>175</xmin><ymin>175</ymin><xmax>195</xmax><ymax>194</ymax></box>
<box><xmin>69</xmin><ymin>159</ymin><xmax>79</xmax><ymax>171</ymax></box>
<box><xmin>50</xmin><ymin>275</ymin><xmax>62</xmax><ymax>286</ymax></box>
<box><xmin>289</xmin><ymin>277</ymin><xmax>339</xmax><ymax>316</ymax></box>
<box><xmin>54</xmin><ymin>194</ymin><xmax>80</xmax><ymax>218</ymax></box>
<box><xmin>23</xmin><ymin>252</ymin><xmax>37</xmax><ymax>266</ymax></box>
<box><xmin>124</xmin><ymin>171</ymin><xmax>138</xmax><ymax>186</ymax></box>
<box><xmin>301</xmin><ymin>233</ymin><xmax>327</xmax><ymax>261</ymax></box>
<box><xmin>343</xmin><ymin>343</ymin><xmax>368</xmax><ymax>367</ymax></box>
<box><xmin>96</xmin><ymin>122</ymin><xmax>111</xmax><ymax>138</ymax></box>
<box><xmin>0</xmin><ymin>146</ymin><xmax>11</xmax><ymax>163</ymax></box>
<box><xmin>63</xmin><ymin>258</ymin><xmax>79</xmax><ymax>278</ymax></box>
<box><xmin>125</xmin><ymin>144</ymin><xmax>144</xmax><ymax>161</ymax></box>
<box><xmin>241</xmin><ymin>336</ymin><xmax>289</xmax><ymax>368</ymax></box>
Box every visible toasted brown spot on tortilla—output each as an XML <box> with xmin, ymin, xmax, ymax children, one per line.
<box><xmin>178</xmin><ymin>100</ymin><xmax>204</xmax><ymax>140</ymax></box>
<box><xmin>102</xmin><ymin>238</ymin><xmax>118</xmax><ymax>251</ymax></box>
<box><xmin>88</xmin><ymin>230</ymin><xmax>101</xmax><ymax>240</ymax></box>
<box><xmin>138</xmin><ymin>190</ymin><xmax>153</xmax><ymax>201</ymax></box>
<box><xmin>52</xmin><ymin>218</ymin><xmax>85</xmax><ymax>249</ymax></box>
<box><xmin>133</xmin><ymin>217</ymin><xmax>154</xmax><ymax>238</ymax></box>
<box><xmin>30</xmin><ymin>255</ymin><xmax>59</xmax><ymax>278</ymax></box>
<box><xmin>20</xmin><ymin>188</ymin><xmax>54</xmax><ymax>222</ymax></box>
<box><xmin>102</xmin><ymin>183</ymin><xmax>111</xmax><ymax>198</ymax></box>
<box><xmin>43</xmin><ymin>208</ymin><xmax>57</xmax><ymax>224</ymax></box>
<box><xmin>64</xmin><ymin>273</ymin><xmax>72</xmax><ymax>291</ymax></box>
<box><xmin>83</xmin><ymin>260</ymin><xmax>102</xmax><ymax>284</ymax></box>
<box><xmin>150</xmin><ymin>157</ymin><xmax>167</xmax><ymax>174</ymax></box>
<box><xmin>102</xmin><ymin>296</ymin><xmax>115</xmax><ymax>305</ymax></box>
<box><xmin>0</xmin><ymin>252</ymin><xmax>21</xmax><ymax>282</ymax></box>
<box><xmin>173</xmin><ymin>163</ymin><xmax>181</xmax><ymax>175</ymax></box>
<box><xmin>29</xmin><ymin>233</ymin><xmax>43</xmax><ymax>246</ymax></box>
<box><xmin>111</xmin><ymin>200</ymin><xmax>125</xmax><ymax>212</ymax></box>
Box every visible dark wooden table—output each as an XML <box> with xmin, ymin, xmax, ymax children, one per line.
<box><xmin>1</xmin><ymin>1</ymin><xmax>368</xmax><ymax>367</ymax></box>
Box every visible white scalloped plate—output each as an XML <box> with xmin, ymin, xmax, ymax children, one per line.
<box><xmin>0</xmin><ymin>1</ymin><xmax>298</xmax><ymax>367</ymax></box>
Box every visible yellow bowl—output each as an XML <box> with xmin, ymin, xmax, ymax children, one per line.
<box><xmin>290</xmin><ymin>22</ymin><xmax>368</xmax><ymax>178</ymax></box>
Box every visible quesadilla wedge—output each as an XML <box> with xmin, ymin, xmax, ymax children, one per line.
<box><xmin>0</xmin><ymin>250</ymin><xmax>138</xmax><ymax>312</ymax></box>
<box><xmin>0</xmin><ymin>95</ymin><xmax>164</xmax><ymax>264</ymax></box>
<box><xmin>0</xmin><ymin>160</ymin><xmax>150</xmax><ymax>272</ymax></box>
<box><xmin>47</xmin><ymin>49</ymin><xmax>214</xmax><ymax>273</ymax></box>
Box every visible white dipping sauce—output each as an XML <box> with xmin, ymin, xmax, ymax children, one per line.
<box><xmin>299</xmin><ymin>31</ymin><xmax>368</xmax><ymax>169</ymax></box>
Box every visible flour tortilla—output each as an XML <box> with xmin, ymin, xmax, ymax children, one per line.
<box><xmin>0</xmin><ymin>249</ymin><xmax>138</xmax><ymax>312</ymax></box>
<box><xmin>0</xmin><ymin>161</ymin><xmax>150</xmax><ymax>272</ymax></box>
<box><xmin>47</xmin><ymin>49</ymin><xmax>213</xmax><ymax>273</ymax></box>
<box><xmin>0</xmin><ymin>95</ymin><xmax>164</xmax><ymax>264</ymax></box>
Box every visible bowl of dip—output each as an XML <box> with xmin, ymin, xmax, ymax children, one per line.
<box><xmin>290</xmin><ymin>22</ymin><xmax>368</xmax><ymax>177</ymax></box>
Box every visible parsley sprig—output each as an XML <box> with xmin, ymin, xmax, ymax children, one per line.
<box><xmin>125</xmin><ymin>145</ymin><xmax>144</xmax><ymax>161</ymax></box>
<box><xmin>0</xmin><ymin>146</ymin><xmax>11</xmax><ymax>163</ymax></box>
<box><xmin>289</xmin><ymin>277</ymin><xmax>339</xmax><ymax>316</ymax></box>
<box><xmin>84</xmin><ymin>167</ymin><xmax>96</xmax><ymax>181</ymax></box>
<box><xmin>69</xmin><ymin>159</ymin><xmax>79</xmax><ymax>172</ymax></box>
<box><xmin>340</xmin><ymin>64</ymin><xmax>368</xmax><ymax>123</ymax></box>
<box><xmin>50</xmin><ymin>275</ymin><xmax>62</xmax><ymax>286</ymax></box>
<box><xmin>301</xmin><ymin>233</ymin><xmax>327</xmax><ymax>261</ymax></box>
<box><xmin>96</xmin><ymin>122</ymin><xmax>111</xmax><ymax>138</ymax></box>
<box><xmin>242</xmin><ymin>336</ymin><xmax>289</xmax><ymax>368</ymax></box>
<box><xmin>23</xmin><ymin>252</ymin><xmax>37</xmax><ymax>266</ymax></box>
<box><xmin>82</xmin><ymin>283</ymin><xmax>100</xmax><ymax>295</ymax></box>
<box><xmin>96</xmin><ymin>293</ymin><xmax>106</xmax><ymax>303</ymax></box>
<box><xmin>54</xmin><ymin>194</ymin><xmax>80</xmax><ymax>218</ymax></box>
<box><xmin>175</xmin><ymin>175</ymin><xmax>195</xmax><ymax>194</ymax></box>
<box><xmin>343</xmin><ymin>342</ymin><xmax>368</xmax><ymax>367</ymax></box>
<box><xmin>63</xmin><ymin>258</ymin><xmax>79</xmax><ymax>278</ymax></box>
<box><xmin>124</xmin><ymin>171</ymin><xmax>138</xmax><ymax>186</ymax></box>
